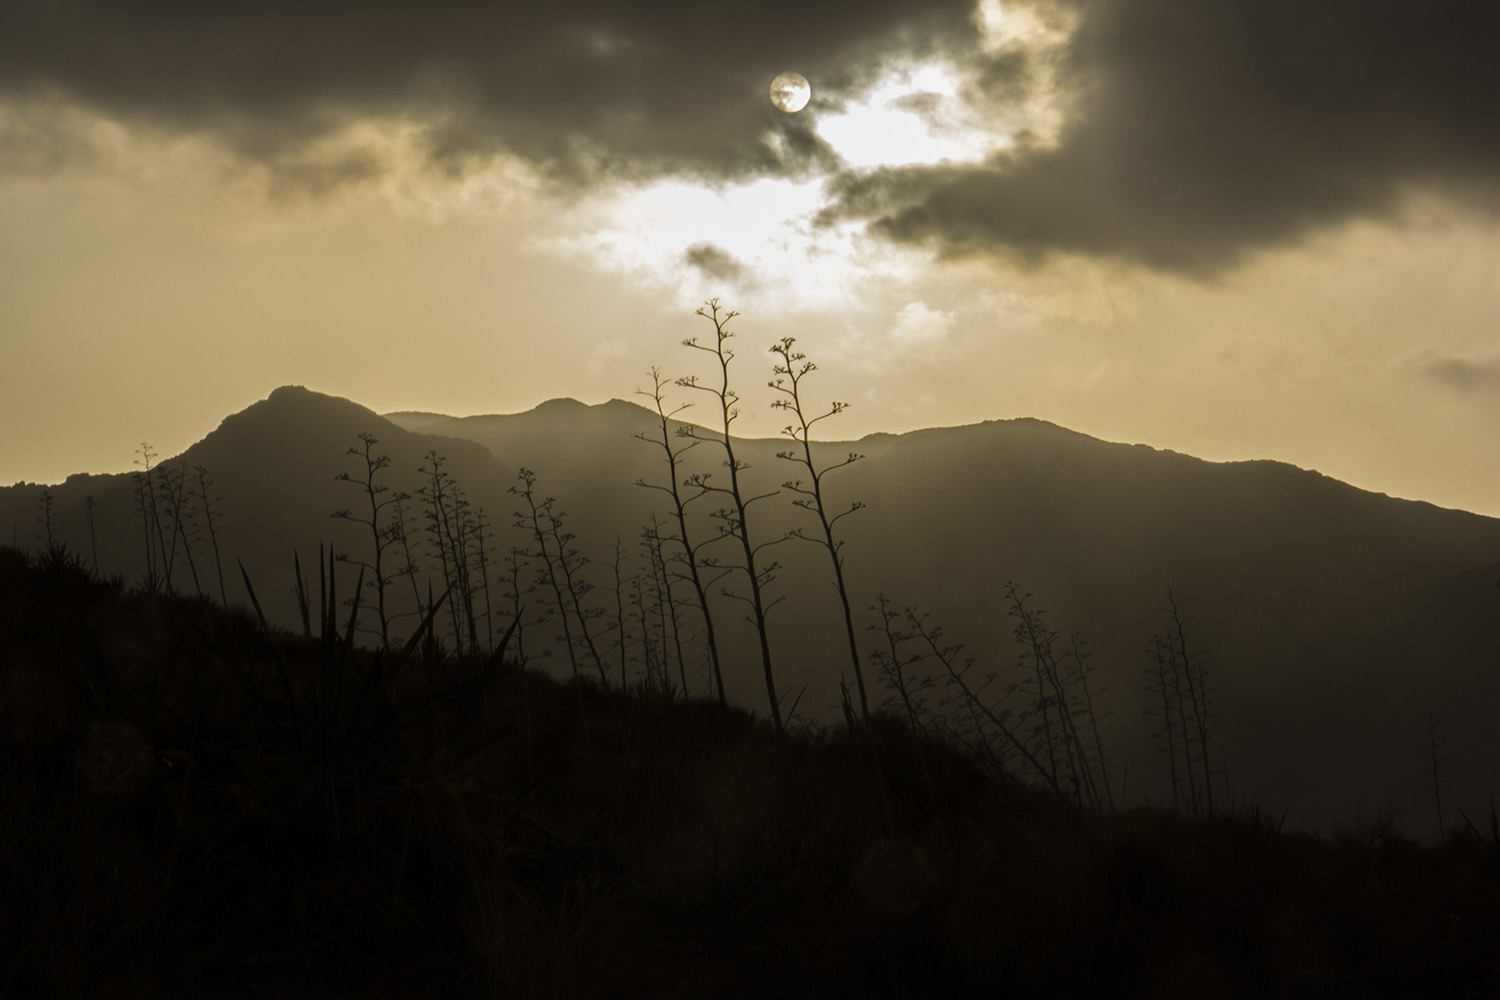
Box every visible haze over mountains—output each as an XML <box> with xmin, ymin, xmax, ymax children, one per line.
<box><xmin>5</xmin><ymin>385</ymin><xmax>1498</xmax><ymax>833</ymax></box>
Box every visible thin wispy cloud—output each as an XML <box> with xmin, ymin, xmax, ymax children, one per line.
<box><xmin>1418</xmin><ymin>351</ymin><xmax>1500</xmax><ymax>395</ymax></box>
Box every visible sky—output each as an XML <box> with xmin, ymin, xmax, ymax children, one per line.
<box><xmin>1</xmin><ymin>0</ymin><xmax>1497</xmax><ymax>516</ymax></box>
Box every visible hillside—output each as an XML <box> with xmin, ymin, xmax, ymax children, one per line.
<box><xmin>6</xmin><ymin>547</ymin><xmax>1498</xmax><ymax>997</ymax></box>
<box><xmin>3</xmin><ymin>385</ymin><xmax>1498</xmax><ymax>832</ymax></box>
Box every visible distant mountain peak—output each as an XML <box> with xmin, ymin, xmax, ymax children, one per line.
<box><xmin>253</xmin><ymin>385</ymin><xmax>367</xmax><ymax>415</ymax></box>
<box><xmin>208</xmin><ymin>386</ymin><xmax>401</xmax><ymax>451</ymax></box>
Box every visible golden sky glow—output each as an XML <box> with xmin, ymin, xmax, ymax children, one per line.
<box><xmin>1</xmin><ymin>0</ymin><xmax>1497</xmax><ymax>517</ymax></box>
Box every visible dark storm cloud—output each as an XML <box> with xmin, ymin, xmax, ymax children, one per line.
<box><xmin>826</xmin><ymin>0</ymin><xmax>1500</xmax><ymax>273</ymax></box>
<box><xmin>0</xmin><ymin>0</ymin><xmax>975</xmax><ymax>182</ymax></box>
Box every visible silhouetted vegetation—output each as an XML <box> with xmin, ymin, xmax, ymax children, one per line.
<box><xmin>679</xmin><ymin>299</ymin><xmax>787</xmax><ymax>733</ymax></box>
<box><xmin>332</xmin><ymin>432</ymin><xmax>409</xmax><ymax>647</ymax></box>
<box><xmin>1147</xmin><ymin>587</ymin><xmax>1220</xmax><ymax>817</ymax></box>
<box><xmin>769</xmin><ymin>336</ymin><xmax>869</xmax><ymax>723</ymax></box>
<box><xmin>3</xmin><ymin>544</ymin><xmax>1500</xmax><ymax>998</ymax></box>
<box><xmin>511</xmin><ymin>467</ymin><xmax>607</xmax><ymax>690</ymax></box>
<box><xmin>864</xmin><ymin>593</ymin><xmax>1114</xmax><ymax>809</ymax></box>
<box><xmin>36</xmin><ymin>488</ymin><xmax>55</xmax><ymax>549</ymax></box>
<box><xmin>1422</xmin><ymin>707</ymin><xmax>1453</xmax><ymax>845</ymax></box>
<box><xmin>634</xmin><ymin>367</ymin><xmax>731</xmax><ymax>710</ymax></box>
<box><xmin>192</xmin><ymin>463</ymin><xmax>229</xmax><ymax>607</ymax></box>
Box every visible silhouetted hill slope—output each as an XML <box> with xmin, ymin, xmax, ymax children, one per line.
<box><xmin>2</xmin><ymin>386</ymin><xmax>507</xmax><ymax>609</ymax></box>
<box><xmin>3</xmin><ymin>386</ymin><xmax>1498</xmax><ymax>832</ymax></box>
<box><xmin>836</xmin><ymin>415</ymin><xmax>1489</xmax><ymax>626</ymax></box>
<box><xmin>8</xmin><ymin>545</ymin><xmax>1498</xmax><ymax>996</ymax></box>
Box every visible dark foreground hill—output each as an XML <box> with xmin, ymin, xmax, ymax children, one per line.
<box><xmin>3</xmin><ymin>549</ymin><xmax>1499</xmax><ymax>999</ymax></box>
<box><xmin>3</xmin><ymin>384</ymin><xmax>1498</xmax><ymax>833</ymax></box>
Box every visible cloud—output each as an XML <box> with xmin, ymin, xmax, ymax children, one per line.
<box><xmin>0</xmin><ymin>97</ymin><xmax>111</xmax><ymax>175</ymax></box>
<box><xmin>265</xmin><ymin>147</ymin><xmax>388</xmax><ymax>202</ymax></box>
<box><xmin>1419</xmin><ymin>352</ymin><xmax>1500</xmax><ymax>394</ymax></box>
<box><xmin>0</xmin><ymin>0</ymin><xmax>975</xmax><ymax>183</ymax></box>
<box><xmin>683</xmin><ymin>242</ymin><xmax>751</xmax><ymax>286</ymax></box>
<box><xmin>8</xmin><ymin>0</ymin><xmax>1497</xmax><ymax>276</ymax></box>
<box><xmin>888</xmin><ymin>300</ymin><xmax>955</xmax><ymax>347</ymax></box>
<box><xmin>823</xmin><ymin>0</ymin><xmax>1500</xmax><ymax>274</ymax></box>
<box><xmin>824</xmin><ymin>299</ymin><xmax>958</xmax><ymax>373</ymax></box>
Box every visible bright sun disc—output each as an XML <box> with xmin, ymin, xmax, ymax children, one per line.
<box><xmin>769</xmin><ymin>72</ymin><xmax>811</xmax><ymax>113</ymax></box>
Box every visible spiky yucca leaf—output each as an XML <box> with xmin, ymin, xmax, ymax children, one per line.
<box><xmin>1459</xmin><ymin>799</ymin><xmax>1500</xmax><ymax>872</ymax></box>
<box><xmin>236</xmin><ymin>557</ymin><xmax>297</xmax><ymax>710</ymax></box>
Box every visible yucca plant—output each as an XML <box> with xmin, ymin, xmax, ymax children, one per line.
<box><xmin>1459</xmin><ymin>799</ymin><xmax>1500</xmax><ymax>875</ymax></box>
<box><xmin>229</xmin><ymin>547</ymin><xmax>521</xmax><ymax>818</ymax></box>
<box><xmin>133</xmin><ymin>550</ymin><xmax>527</xmax><ymax>985</ymax></box>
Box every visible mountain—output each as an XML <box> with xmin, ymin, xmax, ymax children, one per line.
<box><xmin>4</xmin><ymin>385</ymin><xmax>1498</xmax><ymax>833</ymax></box>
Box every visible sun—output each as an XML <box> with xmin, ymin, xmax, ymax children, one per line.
<box><xmin>769</xmin><ymin>72</ymin><xmax>811</xmax><ymax>113</ymax></box>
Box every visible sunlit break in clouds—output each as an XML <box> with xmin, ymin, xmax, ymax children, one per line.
<box><xmin>535</xmin><ymin>0</ymin><xmax>1076</xmax><ymax>315</ymax></box>
<box><xmin>533</xmin><ymin>175</ymin><xmax>934</xmax><ymax>316</ymax></box>
<box><xmin>815</xmin><ymin>61</ymin><xmax>1008</xmax><ymax>171</ymax></box>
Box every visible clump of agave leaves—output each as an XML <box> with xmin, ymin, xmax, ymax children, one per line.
<box><xmin>229</xmin><ymin>547</ymin><xmax>520</xmax><ymax>834</ymax></box>
<box><xmin>1460</xmin><ymin>800</ymin><xmax>1500</xmax><ymax>876</ymax></box>
<box><xmin>153</xmin><ymin>548</ymin><xmax>519</xmax><ymax>989</ymax></box>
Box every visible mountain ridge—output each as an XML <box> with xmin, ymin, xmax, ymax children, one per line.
<box><xmin>10</xmin><ymin>385</ymin><xmax>1487</xmax><ymax>522</ymax></box>
<box><xmin>382</xmin><ymin>391</ymin><xmax>1490</xmax><ymax>517</ymax></box>
<box><xmin>3</xmin><ymin>384</ymin><xmax>1498</xmax><ymax>833</ymax></box>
